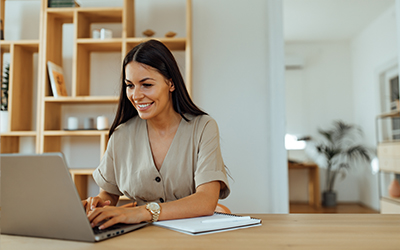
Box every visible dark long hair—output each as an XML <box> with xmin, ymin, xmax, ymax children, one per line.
<box><xmin>109</xmin><ymin>39</ymin><xmax>207</xmax><ymax>137</ymax></box>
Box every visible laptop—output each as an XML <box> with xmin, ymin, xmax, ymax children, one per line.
<box><xmin>0</xmin><ymin>153</ymin><xmax>147</xmax><ymax>242</ymax></box>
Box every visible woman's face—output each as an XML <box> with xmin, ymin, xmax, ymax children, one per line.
<box><xmin>125</xmin><ymin>61</ymin><xmax>175</xmax><ymax>121</ymax></box>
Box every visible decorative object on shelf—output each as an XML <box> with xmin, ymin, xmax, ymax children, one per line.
<box><xmin>391</xmin><ymin>100</ymin><xmax>400</xmax><ymax>111</ymax></box>
<box><xmin>92</xmin><ymin>29</ymin><xmax>100</xmax><ymax>39</ymax></box>
<box><xmin>143</xmin><ymin>29</ymin><xmax>155</xmax><ymax>37</ymax></box>
<box><xmin>0</xmin><ymin>63</ymin><xmax>9</xmax><ymax>133</ymax></box>
<box><xmin>388</xmin><ymin>175</ymin><xmax>400</xmax><ymax>198</ymax></box>
<box><xmin>306</xmin><ymin>120</ymin><xmax>373</xmax><ymax>207</ymax></box>
<box><xmin>100</xmin><ymin>28</ymin><xmax>112</xmax><ymax>40</ymax></box>
<box><xmin>97</xmin><ymin>116</ymin><xmax>109</xmax><ymax>130</ymax></box>
<box><xmin>83</xmin><ymin>117</ymin><xmax>94</xmax><ymax>130</ymax></box>
<box><xmin>47</xmin><ymin>61</ymin><xmax>68</xmax><ymax>98</ymax></box>
<box><xmin>165</xmin><ymin>31</ymin><xmax>177</xmax><ymax>38</ymax></box>
<box><xmin>1</xmin><ymin>63</ymin><xmax>9</xmax><ymax>111</ymax></box>
<box><xmin>48</xmin><ymin>0</ymin><xmax>80</xmax><ymax>8</ymax></box>
<box><xmin>0</xmin><ymin>19</ymin><xmax>4</xmax><ymax>40</ymax></box>
<box><xmin>67</xmin><ymin>117</ymin><xmax>79</xmax><ymax>130</ymax></box>
<box><xmin>390</xmin><ymin>76</ymin><xmax>399</xmax><ymax>111</ymax></box>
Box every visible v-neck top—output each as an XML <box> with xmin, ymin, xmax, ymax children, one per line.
<box><xmin>92</xmin><ymin>114</ymin><xmax>230</xmax><ymax>206</ymax></box>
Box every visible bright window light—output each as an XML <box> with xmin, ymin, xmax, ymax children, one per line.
<box><xmin>371</xmin><ymin>157</ymin><xmax>379</xmax><ymax>174</ymax></box>
<box><xmin>285</xmin><ymin>134</ymin><xmax>306</xmax><ymax>150</ymax></box>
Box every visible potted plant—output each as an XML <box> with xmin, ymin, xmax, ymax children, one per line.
<box><xmin>1</xmin><ymin>63</ymin><xmax>9</xmax><ymax>132</ymax></box>
<box><xmin>306</xmin><ymin>120</ymin><xmax>373</xmax><ymax>207</ymax></box>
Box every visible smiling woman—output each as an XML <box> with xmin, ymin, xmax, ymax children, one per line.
<box><xmin>82</xmin><ymin>40</ymin><xmax>230</xmax><ymax>230</ymax></box>
<box><xmin>124</xmin><ymin>61</ymin><xmax>176</xmax><ymax>123</ymax></box>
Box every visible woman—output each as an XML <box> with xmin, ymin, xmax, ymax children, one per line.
<box><xmin>83</xmin><ymin>39</ymin><xmax>230</xmax><ymax>230</ymax></box>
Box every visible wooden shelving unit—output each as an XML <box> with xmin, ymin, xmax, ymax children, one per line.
<box><xmin>377</xmin><ymin>115</ymin><xmax>400</xmax><ymax>214</ymax></box>
<box><xmin>0</xmin><ymin>0</ymin><xmax>41</xmax><ymax>153</ymax></box>
<box><xmin>3</xmin><ymin>0</ymin><xmax>192</xmax><ymax>200</ymax></box>
<box><xmin>38</xmin><ymin>0</ymin><xmax>192</xmax><ymax>153</ymax></box>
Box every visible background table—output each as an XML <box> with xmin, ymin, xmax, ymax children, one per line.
<box><xmin>2</xmin><ymin>214</ymin><xmax>399</xmax><ymax>250</ymax></box>
<box><xmin>288</xmin><ymin>161</ymin><xmax>321</xmax><ymax>208</ymax></box>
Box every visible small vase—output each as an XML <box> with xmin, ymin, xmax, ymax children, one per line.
<box><xmin>322</xmin><ymin>191</ymin><xmax>337</xmax><ymax>207</ymax></box>
<box><xmin>0</xmin><ymin>110</ymin><xmax>9</xmax><ymax>133</ymax></box>
<box><xmin>388</xmin><ymin>179</ymin><xmax>400</xmax><ymax>198</ymax></box>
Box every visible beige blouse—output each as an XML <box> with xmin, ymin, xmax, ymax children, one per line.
<box><xmin>92</xmin><ymin>114</ymin><xmax>230</xmax><ymax>206</ymax></box>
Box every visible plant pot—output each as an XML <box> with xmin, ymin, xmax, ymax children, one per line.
<box><xmin>322</xmin><ymin>191</ymin><xmax>337</xmax><ymax>207</ymax></box>
<box><xmin>388</xmin><ymin>179</ymin><xmax>400</xmax><ymax>198</ymax></box>
<box><xmin>0</xmin><ymin>110</ymin><xmax>9</xmax><ymax>133</ymax></box>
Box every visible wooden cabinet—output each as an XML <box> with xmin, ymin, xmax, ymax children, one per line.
<box><xmin>0</xmin><ymin>0</ymin><xmax>41</xmax><ymax>153</ymax></box>
<box><xmin>3</xmin><ymin>0</ymin><xmax>192</xmax><ymax>200</ymax></box>
<box><xmin>377</xmin><ymin>111</ymin><xmax>400</xmax><ymax>214</ymax></box>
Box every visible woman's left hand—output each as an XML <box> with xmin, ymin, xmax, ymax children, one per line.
<box><xmin>88</xmin><ymin>206</ymin><xmax>149</xmax><ymax>229</ymax></box>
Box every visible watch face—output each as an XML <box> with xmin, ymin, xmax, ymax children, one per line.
<box><xmin>148</xmin><ymin>202</ymin><xmax>160</xmax><ymax>211</ymax></box>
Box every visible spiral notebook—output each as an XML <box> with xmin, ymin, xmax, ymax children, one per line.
<box><xmin>153</xmin><ymin>212</ymin><xmax>262</xmax><ymax>235</ymax></box>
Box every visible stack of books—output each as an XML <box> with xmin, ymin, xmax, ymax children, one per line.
<box><xmin>48</xmin><ymin>0</ymin><xmax>80</xmax><ymax>8</ymax></box>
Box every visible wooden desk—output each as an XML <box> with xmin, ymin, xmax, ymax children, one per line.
<box><xmin>289</xmin><ymin>162</ymin><xmax>320</xmax><ymax>208</ymax></box>
<box><xmin>2</xmin><ymin>214</ymin><xmax>400</xmax><ymax>250</ymax></box>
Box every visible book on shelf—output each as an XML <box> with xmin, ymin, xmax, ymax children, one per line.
<box><xmin>153</xmin><ymin>212</ymin><xmax>262</xmax><ymax>235</ymax></box>
<box><xmin>47</xmin><ymin>61</ymin><xmax>68</xmax><ymax>98</ymax></box>
<box><xmin>48</xmin><ymin>0</ymin><xmax>80</xmax><ymax>7</ymax></box>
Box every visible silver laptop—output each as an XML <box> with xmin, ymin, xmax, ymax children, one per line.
<box><xmin>0</xmin><ymin>153</ymin><xmax>147</xmax><ymax>242</ymax></box>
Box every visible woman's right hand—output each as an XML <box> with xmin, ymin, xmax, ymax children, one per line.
<box><xmin>82</xmin><ymin>196</ymin><xmax>111</xmax><ymax>215</ymax></box>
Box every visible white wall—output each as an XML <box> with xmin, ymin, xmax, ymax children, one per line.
<box><xmin>6</xmin><ymin>0</ymin><xmax>289</xmax><ymax>214</ymax></box>
<box><xmin>285</xmin><ymin>42</ymin><xmax>355</xmax><ymax>138</ymax></box>
<box><xmin>285</xmin><ymin>42</ymin><xmax>358</xmax><ymax>202</ymax></box>
<box><xmin>192</xmin><ymin>0</ymin><xmax>288</xmax><ymax>213</ymax></box>
<box><xmin>351</xmin><ymin>4</ymin><xmax>399</xmax><ymax>210</ymax></box>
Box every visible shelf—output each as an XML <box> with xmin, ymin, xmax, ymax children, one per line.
<box><xmin>44</xmin><ymin>96</ymin><xmax>118</xmax><ymax>104</ymax></box>
<box><xmin>381</xmin><ymin>196</ymin><xmax>400</xmax><ymax>204</ymax></box>
<box><xmin>0</xmin><ymin>42</ymin><xmax>11</xmax><ymax>52</ymax></box>
<box><xmin>380</xmin><ymin>168</ymin><xmax>400</xmax><ymax>175</ymax></box>
<box><xmin>379</xmin><ymin>167</ymin><xmax>400</xmax><ymax>174</ymax></box>
<box><xmin>75</xmin><ymin>38</ymin><xmax>187</xmax><ymax>52</ymax></box>
<box><xmin>0</xmin><ymin>131</ymin><xmax>37</xmax><ymax>137</ymax></box>
<box><xmin>77</xmin><ymin>7</ymin><xmax>123</xmax><ymax>23</ymax></box>
<box><xmin>379</xmin><ymin>139</ymin><xmax>400</xmax><ymax>143</ymax></box>
<box><xmin>126</xmin><ymin>37</ymin><xmax>187</xmax><ymax>51</ymax></box>
<box><xmin>76</xmin><ymin>39</ymin><xmax>123</xmax><ymax>51</ymax></box>
<box><xmin>69</xmin><ymin>168</ymin><xmax>96</xmax><ymax>175</ymax></box>
<box><xmin>46</xmin><ymin>7</ymin><xmax>75</xmax><ymax>17</ymax></box>
<box><xmin>46</xmin><ymin>8</ymin><xmax>74</xmax><ymax>24</ymax></box>
<box><xmin>0</xmin><ymin>41</ymin><xmax>39</xmax><ymax>53</ymax></box>
<box><xmin>376</xmin><ymin>110</ymin><xmax>400</xmax><ymax>119</ymax></box>
<box><xmin>44</xmin><ymin>130</ymin><xmax>109</xmax><ymax>136</ymax></box>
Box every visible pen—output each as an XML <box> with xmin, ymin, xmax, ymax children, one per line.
<box><xmin>201</xmin><ymin>216</ymin><xmax>251</xmax><ymax>224</ymax></box>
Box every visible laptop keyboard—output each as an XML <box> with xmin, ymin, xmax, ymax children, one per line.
<box><xmin>93</xmin><ymin>224</ymin><xmax>124</xmax><ymax>235</ymax></box>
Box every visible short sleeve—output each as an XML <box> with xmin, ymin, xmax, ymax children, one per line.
<box><xmin>194</xmin><ymin>118</ymin><xmax>230</xmax><ymax>199</ymax></box>
<box><xmin>92</xmin><ymin>134</ymin><xmax>124</xmax><ymax>196</ymax></box>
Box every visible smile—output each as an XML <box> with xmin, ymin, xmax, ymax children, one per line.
<box><xmin>136</xmin><ymin>102</ymin><xmax>153</xmax><ymax>111</ymax></box>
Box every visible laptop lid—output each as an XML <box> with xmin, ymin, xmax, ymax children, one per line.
<box><xmin>1</xmin><ymin>153</ymin><xmax>147</xmax><ymax>242</ymax></box>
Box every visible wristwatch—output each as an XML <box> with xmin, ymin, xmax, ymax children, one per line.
<box><xmin>145</xmin><ymin>202</ymin><xmax>161</xmax><ymax>222</ymax></box>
